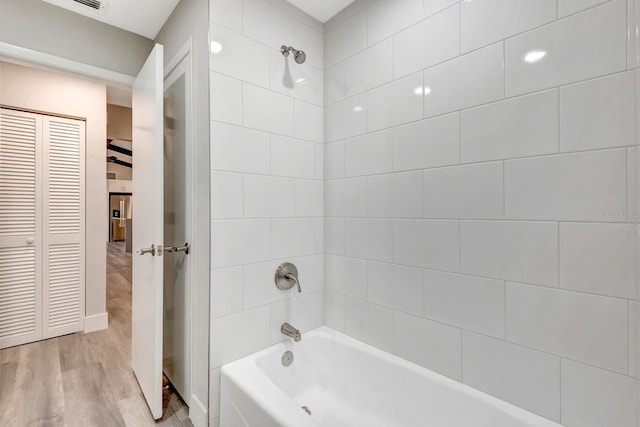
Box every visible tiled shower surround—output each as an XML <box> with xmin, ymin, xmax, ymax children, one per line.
<box><xmin>210</xmin><ymin>0</ymin><xmax>640</xmax><ymax>426</ymax></box>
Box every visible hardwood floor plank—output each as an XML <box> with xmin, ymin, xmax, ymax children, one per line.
<box><xmin>12</xmin><ymin>339</ymin><xmax>66</xmax><ymax>427</ymax></box>
<box><xmin>0</xmin><ymin>362</ymin><xmax>18</xmax><ymax>427</ymax></box>
<box><xmin>62</xmin><ymin>362</ymin><xmax>125</xmax><ymax>427</ymax></box>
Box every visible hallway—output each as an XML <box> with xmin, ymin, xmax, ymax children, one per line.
<box><xmin>0</xmin><ymin>242</ymin><xmax>192</xmax><ymax>426</ymax></box>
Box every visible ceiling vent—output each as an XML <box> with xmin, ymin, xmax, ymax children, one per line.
<box><xmin>72</xmin><ymin>0</ymin><xmax>101</xmax><ymax>9</ymax></box>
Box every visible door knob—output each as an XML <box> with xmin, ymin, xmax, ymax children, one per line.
<box><xmin>26</xmin><ymin>237</ymin><xmax>35</xmax><ymax>245</ymax></box>
<box><xmin>137</xmin><ymin>244</ymin><xmax>155</xmax><ymax>256</ymax></box>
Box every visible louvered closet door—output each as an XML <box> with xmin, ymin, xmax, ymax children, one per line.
<box><xmin>42</xmin><ymin>116</ymin><xmax>85</xmax><ymax>339</ymax></box>
<box><xmin>0</xmin><ymin>109</ymin><xmax>43</xmax><ymax>349</ymax></box>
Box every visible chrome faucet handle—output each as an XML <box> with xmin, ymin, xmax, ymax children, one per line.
<box><xmin>285</xmin><ymin>273</ymin><xmax>301</xmax><ymax>293</ymax></box>
<box><xmin>275</xmin><ymin>262</ymin><xmax>301</xmax><ymax>293</ymax></box>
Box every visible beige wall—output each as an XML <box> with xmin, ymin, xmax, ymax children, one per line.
<box><xmin>0</xmin><ymin>61</ymin><xmax>108</xmax><ymax>323</ymax></box>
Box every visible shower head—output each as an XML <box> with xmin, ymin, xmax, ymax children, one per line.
<box><xmin>281</xmin><ymin>45</ymin><xmax>306</xmax><ymax>64</ymax></box>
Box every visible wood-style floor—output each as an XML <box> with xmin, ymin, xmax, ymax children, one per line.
<box><xmin>0</xmin><ymin>242</ymin><xmax>193</xmax><ymax>427</ymax></box>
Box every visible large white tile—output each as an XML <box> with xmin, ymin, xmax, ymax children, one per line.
<box><xmin>243</xmin><ymin>259</ymin><xmax>291</xmax><ymax>309</ymax></box>
<box><xmin>460</xmin><ymin>221</ymin><xmax>559</xmax><ymax>286</ymax></box>
<box><xmin>243</xmin><ymin>83</ymin><xmax>294</xmax><ymax>136</ymax></box>
<box><xmin>393</xmin><ymin>5</ymin><xmax>460</xmax><ymax>78</ymax></box>
<box><xmin>269</xmin><ymin>0</ymin><xmax>323</xmax><ymax>31</ymax></box>
<box><xmin>270</xmin><ymin>294</ymin><xmax>318</xmax><ymax>344</ymax></box>
<box><xmin>394</xmin><ymin>312</ymin><xmax>462</xmax><ymax>380</ymax></box>
<box><xmin>324</xmin><ymin>217</ymin><xmax>345</xmax><ymax>255</ymax></box>
<box><xmin>325</xmin><ymin>177</ymin><xmax>366</xmax><ymax>217</ymax></box>
<box><xmin>393</xmin><ymin>113</ymin><xmax>460</xmax><ymax>171</ymax></box>
<box><xmin>211</xmin><ymin>171</ymin><xmax>243</xmax><ymax>219</ymax></box>
<box><xmin>344</xmin><ymin>219</ymin><xmax>393</xmax><ymax>262</ymax></box>
<box><xmin>270</xmin><ymin>135</ymin><xmax>315</xmax><ymax>179</ymax></box>
<box><xmin>324</xmin><ymin>141</ymin><xmax>345</xmax><ymax>180</ymax></box>
<box><xmin>325</xmin><ymin>255</ymin><xmax>367</xmax><ymax>299</ymax></box>
<box><xmin>560</xmin><ymin>223</ymin><xmax>636</xmax><ymax>299</ymax></box>
<box><xmin>393</xmin><ymin>219</ymin><xmax>460</xmax><ymax>271</ymax></box>
<box><xmin>462</xmin><ymin>332</ymin><xmax>561</xmax><ymax>422</ymax></box>
<box><xmin>505</xmin><ymin>0</ymin><xmax>627</xmax><ymax>96</ymax></box>
<box><xmin>324</xmin><ymin>62</ymin><xmax>345</xmax><ymax>106</ymax></box>
<box><xmin>294</xmin><ymin>254</ymin><xmax>324</xmax><ymax>295</ymax></box>
<box><xmin>325</xmin><ymin>9</ymin><xmax>367</xmax><ymax>67</ymax></box>
<box><xmin>423</xmin><ymin>0</ymin><xmax>458</xmax><ymax>17</ymax></box>
<box><xmin>344</xmin><ymin>130</ymin><xmax>393</xmax><ymax>176</ymax></box>
<box><xmin>423</xmin><ymin>162</ymin><xmax>503</xmax><ymax>219</ymax></box>
<box><xmin>324</xmin><ymin>291</ymin><xmax>345</xmax><ymax>332</ymax></box>
<box><xmin>210</xmin><ymin>0</ymin><xmax>242</xmax><ymax>32</ymax></box>
<box><xmin>210</xmin><ymin>24</ymin><xmax>270</xmax><ymax>88</ymax></box>
<box><xmin>269</xmin><ymin>50</ymin><xmax>323</xmax><ymax>106</ymax></box>
<box><xmin>558</xmin><ymin>0</ymin><xmax>610</xmax><ymax>18</ymax></box>
<box><xmin>345</xmin><ymin>39</ymin><xmax>393</xmax><ymax>97</ymax></box>
<box><xmin>507</xmin><ymin>283</ymin><xmax>629</xmax><ymax>373</ymax></box>
<box><xmin>243</xmin><ymin>0</ymin><xmax>294</xmax><ymax>50</ymax></box>
<box><xmin>344</xmin><ymin>298</ymin><xmax>394</xmax><ymax>352</ymax></box>
<box><xmin>294</xmin><ymin>100</ymin><xmax>323</xmax><ymax>143</ymax></box>
<box><xmin>271</xmin><ymin>218</ymin><xmax>317</xmax><ymax>259</ymax></box>
<box><xmin>367</xmin><ymin>0</ymin><xmax>423</xmax><ymax>45</ymax></box>
<box><xmin>560</xmin><ymin>72</ymin><xmax>636</xmax><ymax>152</ymax></box>
<box><xmin>295</xmin><ymin>179</ymin><xmax>323</xmax><ymax>217</ymax></box>
<box><xmin>424</xmin><ymin>43</ymin><xmax>504</xmax><ymax>118</ymax></box>
<box><xmin>367</xmin><ymin>171</ymin><xmax>423</xmax><ymax>218</ymax></box>
<box><xmin>367</xmin><ymin>262</ymin><xmax>424</xmax><ymax>315</ymax></box>
<box><xmin>325</xmin><ymin>94</ymin><xmax>367</xmax><ymax>142</ymax></box>
<box><xmin>294</xmin><ymin>20</ymin><xmax>323</xmax><ymax>69</ymax></box>
<box><xmin>210</xmin><ymin>305</ymin><xmax>270</xmax><ymax>367</ymax></box>
<box><xmin>210</xmin><ymin>72</ymin><xmax>242</xmax><ymax>125</ymax></box>
<box><xmin>461</xmin><ymin>0</ymin><xmax>556</xmax><ymax>53</ymax></box>
<box><xmin>367</xmin><ymin>72</ymin><xmax>424</xmax><ymax>131</ymax></box>
<box><xmin>460</xmin><ymin>89</ymin><xmax>559</xmax><ymax>163</ymax></box>
<box><xmin>244</xmin><ymin>174</ymin><xmax>294</xmax><ymax>218</ymax></box>
<box><xmin>424</xmin><ymin>270</ymin><xmax>505</xmax><ymax>338</ymax></box>
<box><xmin>562</xmin><ymin>360</ymin><xmax>637</xmax><ymax>427</ymax></box>
<box><xmin>505</xmin><ymin>149</ymin><xmax>627</xmax><ymax>222</ymax></box>
<box><xmin>211</xmin><ymin>219</ymin><xmax>270</xmax><ymax>268</ymax></box>
<box><xmin>211</xmin><ymin>266</ymin><xmax>243</xmax><ymax>318</ymax></box>
<box><xmin>211</xmin><ymin>122</ymin><xmax>270</xmax><ymax>174</ymax></box>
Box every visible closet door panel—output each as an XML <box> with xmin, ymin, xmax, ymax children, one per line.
<box><xmin>42</xmin><ymin>116</ymin><xmax>85</xmax><ymax>339</ymax></box>
<box><xmin>0</xmin><ymin>109</ymin><xmax>43</xmax><ymax>348</ymax></box>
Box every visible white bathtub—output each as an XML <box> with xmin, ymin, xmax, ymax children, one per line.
<box><xmin>220</xmin><ymin>326</ymin><xmax>562</xmax><ymax>427</ymax></box>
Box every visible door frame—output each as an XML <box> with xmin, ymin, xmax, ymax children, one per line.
<box><xmin>0</xmin><ymin>41</ymin><xmax>208</xmax><ymax>425</ymax></box>
<box><xmin>163</xmin><ymin>37</ymin><xmax>194</xmax><ymax>405</ymax></box>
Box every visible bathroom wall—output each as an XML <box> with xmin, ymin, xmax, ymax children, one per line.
<box><xmin>323</xmin><ymin>0</ymin><xmax>640</xmax><ymax>426</ymax></box>
<box><xmin>208</xmin><ymin>0</ymin><xmax>324</xmax><ymax>425</ymax></box>
<box><xmin>155</xmin><ymin>0</ymin><xmax>212</xmax><ymax>424</ymax></box>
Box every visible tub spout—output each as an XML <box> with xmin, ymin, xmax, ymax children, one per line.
<box><xmin>281</xmin><ymin>322</ymin><xmax>301</xmax><ymax>342</ymax></box>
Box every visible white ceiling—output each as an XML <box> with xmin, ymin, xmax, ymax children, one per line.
<box><xmin>285</xmin><ymin>0</ymin><xmax>356</xmax><ymax>22</ymax></box>
<box><xmin>41</xmin><ymin>0</ymin><xmax>180</xmax><ymax>39</ymax></box>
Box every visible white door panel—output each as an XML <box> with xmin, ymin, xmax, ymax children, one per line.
<box><xmin>132</xmin><ymin>43</ymin><xmax>164</xmax><ymax>420</ymax></box>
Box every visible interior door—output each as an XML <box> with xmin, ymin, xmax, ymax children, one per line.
<box><xmin>131</xmin><ymin>43</ymin><xmax>164</xmax><ymax>420</ymax></box>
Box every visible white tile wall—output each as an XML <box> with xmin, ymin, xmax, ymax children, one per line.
<box><xmin>424</xmin><ymin>270</ymin><xmax>505</xmax><ymax>338</ymax></box>
<box><xmin>424</xmin><ymin>42</ymin><xmax>504</xmax><ymax>118</ymax></box>
<box><xmin>209</xmin><ymin>0</ymin><xmax>640</xmax><ymax>425</ymax></box>
<box><xmin>462</xmin><ymin>332</ymin><xmax>561</xmax><ymax>421</ymax></box>
<box><xmin>422</xmin><ymin>162</ymin><xmax>504</xmax><ymax>219</ymax></box>
<box><xmin>561</xmin><ymin>359</ymin><xmax>637</xmax><ymax>427</ymax></box>
<box><xmin>505</xmin><ymin>0</ymin><xmax>627</xmax><ymax>96</ymax></box>
<box><xmin>209</xmin><ymin>3</ymin><xmax>324</xmax><ymax>425</ymax></box>
<box><xmin>460</xmin><ymin>89</ymin><xmax>559</xmax><ymax>163</ymax></box>
<box><xmin>506</xmin><ymin>283</ymin><xmax>629</xmax><ymax>374</ymax></box>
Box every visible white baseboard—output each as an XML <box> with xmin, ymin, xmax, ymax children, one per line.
<box><xmin>189</xmin><ymin>394</ymin><xmax>208</xmax><ymax>427</ymax></box>
<box><xmin>83</xmin><ymin>312</ymin><xmax>108</xmax><ymax>333</ymax></box>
